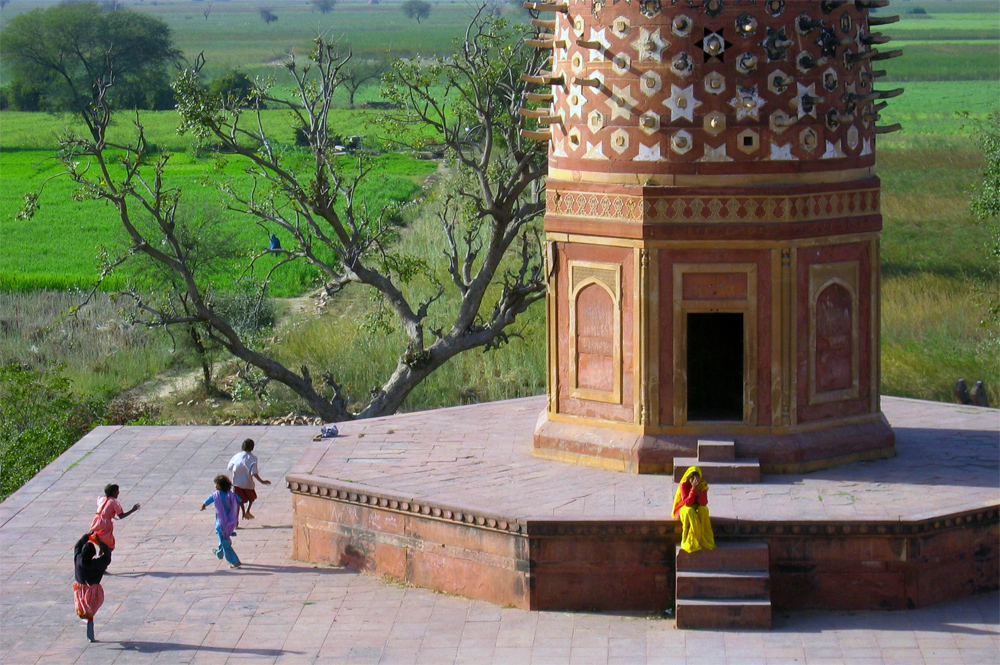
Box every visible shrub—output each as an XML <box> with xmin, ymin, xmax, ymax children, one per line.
<box><xmin>0</xmin><ymin>363</ymin><xmax>108</xmax><ymax>500</ymax></box>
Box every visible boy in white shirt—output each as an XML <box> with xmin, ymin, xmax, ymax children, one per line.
<box><xmin>227</xmin><ymin>438</ymin><xmax>271</xmax><ymax>520</ymax></box>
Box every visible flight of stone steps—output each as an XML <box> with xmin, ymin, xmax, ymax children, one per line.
<box><xmin>672</xmin><ymin>439</ymin><xmax>761</xmax><ymax>484</ymax></box>
<box><xmin>675</xmin><ymin>542</ymin><xmax>772</xmax><ymax>629</ymax></box>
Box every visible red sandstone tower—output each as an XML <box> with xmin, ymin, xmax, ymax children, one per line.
<box><xmin>525</xmin><ymin>0</ymin><xmax>902</xmax><ymax>473</ymax></box>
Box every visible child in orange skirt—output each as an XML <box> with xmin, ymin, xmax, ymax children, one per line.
<box><xmin>89</xmin><ymin>483</ymin><xmax>140</xmax><ymax>561</ymax></box>
<box><xmin>73</xmin><ymin>532</ymin><xmax>111</xmax><ymax>642</ymax></box>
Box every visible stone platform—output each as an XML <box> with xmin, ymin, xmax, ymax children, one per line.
<box><xmin>288</xmin><ymin>396</ymin><xmax>999</xmax><ymax>614</ymax></box>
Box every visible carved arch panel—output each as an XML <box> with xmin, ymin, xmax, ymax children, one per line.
<box><xmin>569</xmin><ymin>261</ymin><xmax>622</xmax><ymax>404</ymax></box>
<box><xmin>809</xmin><ymin>262</ymin><xmax>860</xmax><ymax>404</ymax></box>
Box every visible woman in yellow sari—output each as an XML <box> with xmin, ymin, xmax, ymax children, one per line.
<box><xmin>673</xmin><ymin>466</ymin><xmax>716</xmax><ymax>553</ymax></box>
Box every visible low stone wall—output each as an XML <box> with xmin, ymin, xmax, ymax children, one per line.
<box><xmin>289</xmin><ymin>475</ymin><xmax>999</xmax><ymax>613</ymax></box>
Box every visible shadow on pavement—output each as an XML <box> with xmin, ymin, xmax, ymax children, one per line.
<box><xmin>111</xmin><ymin>641</ymin><xmax>300</xmax><ymax>656</ymax></box>
<box><xmin>109</xmin><ymin>564</ymin><xmax>351</xmax><ymax>578</ymax></box>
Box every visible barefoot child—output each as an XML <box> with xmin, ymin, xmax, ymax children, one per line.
<box><xmin>90</xmin><ymin>484</ymin><xmax>140</xmax><ymax>561</ymax></box>
<box><xmin>201</xmin><ymin>474</ymin><xmax>242</xmax><ymax>568</ymax></box>
<box><xmin>73</xmin><ymin>532</ymin><xmax>111</xmax><ymax>642</ymax></box>
<box><xmin>227</xmin><ymin>438</ymin><xmax>271</xmax><ymax>521</ymax></box>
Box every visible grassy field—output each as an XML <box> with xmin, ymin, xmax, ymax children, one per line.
<box><xmin>0</xmin><ymin>112</ymin><xmax>438</xmax><ymax>294</ymax></box>
<box><xmin>0</xmin><ymin>0</ymin><xmax>997</xmax><ymax>420</ymax></box>
<box><xmin>0</xmin><ymin>0</ymin><xmax>503</xmax><ymax>83</ymax></box>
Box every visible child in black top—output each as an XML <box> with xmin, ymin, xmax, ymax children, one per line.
<box><xmin>73</xmin><ymin>532</ymin><xmax>111</xmax><ymax>642</ymax></box>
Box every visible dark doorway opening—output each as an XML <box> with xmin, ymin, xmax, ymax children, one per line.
<box><xmin>687</xmin><ymin>312</ymin><xmax>744</xmax><ymax>421</ymax></box>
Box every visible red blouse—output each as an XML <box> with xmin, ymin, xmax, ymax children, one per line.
<box><xmin>678</xmin><ymin>481</ymin><xmax>708</xmax><ymax>509</ymax></box>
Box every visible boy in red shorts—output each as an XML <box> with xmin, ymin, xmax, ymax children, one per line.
<box><xmin>227</xmin><ymin>438</ymin><xmax>270</xmax><ymax>520</ymax></box>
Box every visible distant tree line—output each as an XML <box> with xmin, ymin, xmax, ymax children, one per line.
<box><xmin>0</xmin><ymin>2</ymin><xmax>179</xmax><ymax>112</ymax></box>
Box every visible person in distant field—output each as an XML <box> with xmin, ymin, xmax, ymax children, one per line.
<box><xmin>201</xmin><ymin>474</ymin><xmax>242</xmax><ymax>568</ymax></box>
<box><xmin>73</xmin><ymin>531</ymin><xmax>111</xmax><ymax>642</ymax></box>
<box><xmin>673</xmin><ymin>466</ymin><xmax>716</xmax><ymax>554</ymax></box>
<box><xmin>89</xmin><ymin>484</ymin><xmax>140</xmax><ymax>561</ymax></box>
<box><xmin>227</xmin><ymin>438</ymin><xmax>271</xmax><ymax>521</ymax></box>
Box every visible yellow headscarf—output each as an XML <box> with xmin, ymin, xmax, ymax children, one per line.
<box><xmin>672</xmin><ymin>466</ymin><xmax>709</xmax><ymax>518</ymax></box>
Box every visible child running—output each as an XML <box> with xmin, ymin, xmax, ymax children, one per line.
<box><xmin>73</xmin><ymin>531</ymin><xmax>111</xmax><ymax>642</ymax></box>
<box><xmin>201</xmin><ymin>474</ymin><xmax>242</xmax><ymax>568</ymax></box>
<box><xmin>227</xmin><ymin>438</ymin><xmax>271</xmax><ymax>521</ymax></box>
<box><xmin>89</xmin><ymin>484</ymin><xmax>140</xmax><ymax>562</ymax></box>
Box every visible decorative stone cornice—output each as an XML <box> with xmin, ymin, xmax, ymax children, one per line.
<box><xmin>286</xmin><ymin>473</ymin><xmax>526</xmax><ymax>535</ymax></box>
<box><xmin>546</xmin><ymin>187</ymin><xmax>880</xmax><ymax>225</ymax></box>
<box><xmin>288</xmin><ymin>472</ymin><xmax>999</xmax><ymax>541</ymax></box>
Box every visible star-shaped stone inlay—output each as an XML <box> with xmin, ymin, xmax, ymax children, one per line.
<box><xmin>794</xmin><ymin>82</ymin><xmax>819</xmax><ymax>119</ymax></box>
<box><xmin>822</xmin><ymin>139</ymin><xmax>845</xmax><ymax>159</ymax></box>
<box><xmin>566</xmin><ymin>86</ymin><xmax>588</xmax><ymax>118</ymax></box>
<box><xmin>696</xmin><ymin>28</ymin><xmax>731</xmax><ymax>62</ymax></box>
<box><xmin>555</xmin><ymin>24</ymin><xmax>572</xmax><ymax>59</ymax></box>
<box><xmin>769</xmin><ymin>143</ymin><xmax>796</xmax><ymax>160</ymax></box>
<box><xmin>697</xmin><ymin>143</ymin><xmax>733</xmax><ymax>162</ymax></box>
<box><xmin>551</xmin><ymin>136</ymin><xmax>567</xmax><ymax>158</ymax></box>
<box><xmin>588</xmin><ymin>28</ymin><xmax>610</xmax><ymax>62</ymax></box>
<box><xmin>584</xmin><ymin>141</ymin><xmax>607</xmax><ymax>160</ymax></box>
<box><xmin>728</xmin><ymin>84</ymin><xmax>765</xmax><ymax>120</ymax></box>
<box><xmin>630</xmin><ymin>27</ymin><xmax>669</xmax><ymax>63</ymax></box>
<box><xmin>663</xmin><ymin>84</ymin><xmax>702</xmax><ymax>122</ymax></box>
<box><xmin>607</xmin><ymin>83</ymin><xmax>638</xmax><ymax>121</ymax></box>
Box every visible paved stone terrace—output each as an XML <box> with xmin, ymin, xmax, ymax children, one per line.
<box><xmin>1</xmin><ymin>397</ymin><xmax>998</xmax><ymax>665</ymax></box>
<box><xmin>300</xmin><ymin>396</ymin><xmax>1000</xmax><ymax>522</ymax></box>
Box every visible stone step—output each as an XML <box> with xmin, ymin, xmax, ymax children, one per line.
<box><xmin>676</xmin><ymin>542</ymin><xmax>769</xmax><ymax>572</ymax></box>
<box><xmin>697</xmin><ymin>439</ymin><xmax>735</xmax><ymax>462</ymax></box>
<box><xmin>675</xmin><ymin>570</ymin><xmax>770</xmax><ymax>600</ymax></box>
<box><xmin>675</xmin><ymin>598</ymin><xmax>772</xmax><ymax>630</ymax></box>
<box><xmin>672</xmin><ymin>457</ymin><xmax>761</xmax><ymax>484</ymax></box>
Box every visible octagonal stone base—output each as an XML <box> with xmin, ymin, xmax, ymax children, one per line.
<box><xmin>533</xmin><ymin>410</ymin><xmax>896</xmax><ymax>474</ymax></box>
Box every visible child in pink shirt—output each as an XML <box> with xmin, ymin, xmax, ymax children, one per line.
<box><xmin>89</xmin><ymin>484</ymin><xmax>140</xmax><ymax>559</ymax></box>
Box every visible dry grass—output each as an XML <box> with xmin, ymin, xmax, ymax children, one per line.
<box><xmin>881</xmin><ymin>274</ymin><xmax>998</xmax><ymax>404</ymax></box>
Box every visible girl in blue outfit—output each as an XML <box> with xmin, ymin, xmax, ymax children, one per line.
<box><xmin>201</xmin><ymin>474</ymin><xmax>242</xmax><ymax>568</ymax></box>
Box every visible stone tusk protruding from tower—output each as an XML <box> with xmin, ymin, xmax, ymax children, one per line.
<box><xmin>531</xmin><ymin>18</ymin><xmax>556</xmax><ymax>30</ymax></box>
<box><xmin>855</xmin><ymin>0</ymin><xmax>890</xmax><ymax>8</ymax></box>
<box><xmin>875</xmin><ymin>123</ymin><xmax>902</xmax><ymax>134</ymax></box>
<box><xmin>520</xmin><ymin>71</ymin><xmax>565</xmax><ymax>85</ymax></box>
<box><xmin>526</xmin><ymin>37</ymin><xmax>569</xmax><ymax>49</ymax></box>
<box><xmin>849</xmin><ymin>88</ymin><xmax>904</xmax><ymax>102</ymax></box>
<box><xmin>523</xmin><ymin>1</ymin><xmax>568</xmax><ymax>13</ymax></box>
<box><xmin>869</xmin><ymin>15</ymin><xmax>900</xmax><ymax>26</ymax></box>
<box><xmin>872</xmin><ymin>49</ymin><xmax>903</xmax><ymax>61</ymax></box>
<box><xmin>525</xmin><ymin>92</ymin><xmax>554</xmax><ymax>102</ymax></box>
<box><xmin>519</xmin><ymin>128</ymin><xmax>553</xmax><ymax>141</ymax></box>
<box><xmin>518</xmin><ymin>107</ymin><xmax>553</xmax><ymax>119</ymax></box>
<box><xmin>573</xmin><ymin>76</ymin><xmax>602</xmax><ymax>88</ymax></box>
<box><xmin>861</xmin><ymin>33</ymin><xmax>891</xmax><ymax>46</ymax></box>
<box><xmin>576</xmin><ymin>39</ymin><xmax>605</xmax><ymax>49</ymax></box>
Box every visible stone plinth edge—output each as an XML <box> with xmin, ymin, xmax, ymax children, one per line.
<box><xmin>532</xmin><ymin>410</ymin><xmax>896</xmax><ymax>475</ymax></box>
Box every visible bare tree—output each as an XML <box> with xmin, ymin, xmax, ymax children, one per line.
<box><xmin>202</xmin><ymin>0</ymin><xmax>213</xmax><ymax>21</ymax></box>
<box><xmin>339</xmin><ymin>57</ymin><xmax>386</xmax><ymax>107</ymax></box>
<box><xmin>24</xmin><ymin>8</ymin><xmax>549</xmax><ymax>422</ymax></box>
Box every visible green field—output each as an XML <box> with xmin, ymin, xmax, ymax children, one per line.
<box><xmin>0</xmin><ymin>0</ymin><xmax>997</xmax><ymax>421</ymax></box>
<box><xmin>0</xmin><ymin>0</ymin><xmax>498</xmax><ymax>83</ymax></box>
